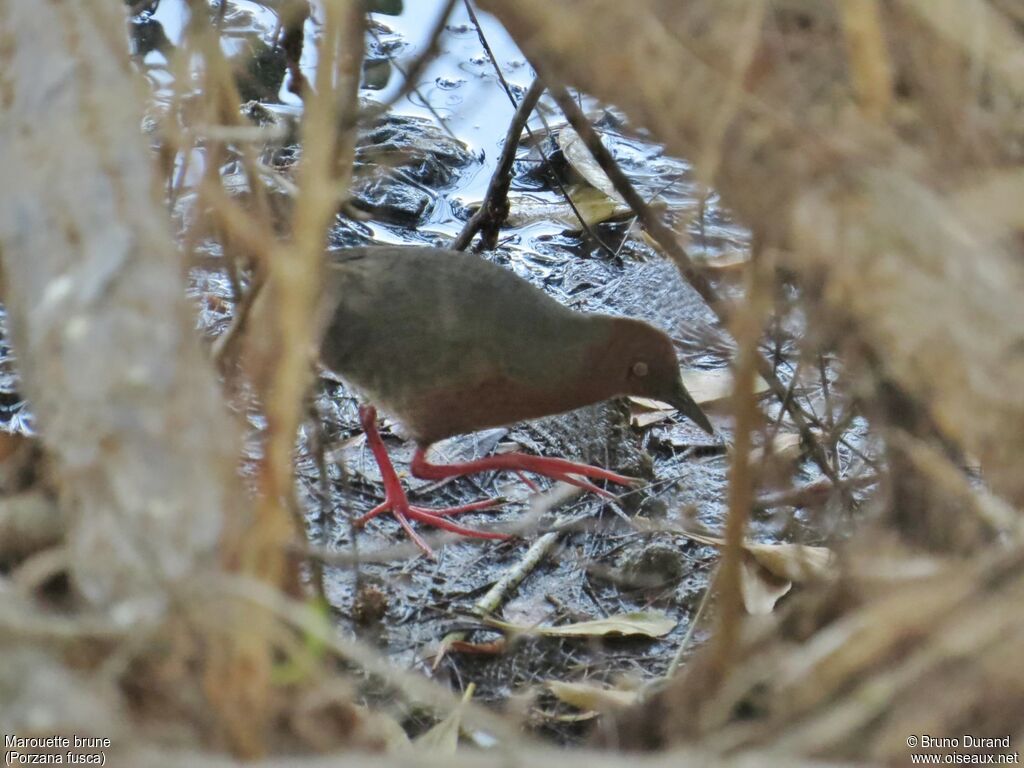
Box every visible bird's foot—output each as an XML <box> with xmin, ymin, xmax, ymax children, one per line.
<box><xmin>355</xmin><ymin>496</ymin><xmax>508</xmax><ymax>557</ymax></box>
<box><xmin>411</xmin><ymin>447</ymin><xmax>641</xmax><ymax>498</ymax></box>
<box><xmin>357</xmin><ymin>405</ymin><xmax>510</xmax><ymax>558</ymax></box>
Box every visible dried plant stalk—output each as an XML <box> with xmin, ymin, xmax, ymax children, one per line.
<box><xmin>0</xmin><ymin>0</ymin><xmax>240</xmax><ymax>608</ymax></box>
<box><xmin>839</xmin><ymin>0</ymin><xmax>894</xmax><ymax>120</ymax></box>
<box><xmin>712</xmin><ymin>255</ymin><xmax>770</xmax><ymax>677</ymax></box>
<box><xmin>203</xmin><ymin>0</ymin><xmax>364</xmax><ymax>755</ymax></box>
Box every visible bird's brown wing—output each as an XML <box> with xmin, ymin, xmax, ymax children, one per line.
<box><xmin>321</xmin><ymin>247</ymin><xmax>607</xmax><ymax>442</ymax></box>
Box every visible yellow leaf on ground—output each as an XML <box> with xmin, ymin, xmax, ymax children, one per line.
<box><xmin>748</xmin><ymin>431</ymin><xmax>802</xmax><ymax>465</ymax></box>
<box><xmin>557</xmin><ymin>126</ymin><xmax>625</xmax><ymax>202</ymax></box>
<box><xmin>739</xmin><ymin>553</ymin><xmax>793</xmax><ymax>614</ymax></box>
<box><xmin>505</xmin><ymin>185</ymin><xmax>630</xmax><ymax>230</ymax></box>
<box><xmin>680</xmin><ymin>369</ymin><xmax>769</xmax><ymax>407</ymax></box>
<box><xmin>745</xmin><ymin>542</ymin><xmax>836</xmax><ymax>582</ymax></box>
<box><xmin>675</xmin><ymin>529</ymin><xmax>836</xmax><ymax>614</ymax></box>
<box><xmin>486</xmin><ymin>611</ymin><xmax>675</xmax><ymax>639</ymax></box>
<box><xmin>414</xmin><ymin>683</ymin><xmax>475</xmax><ymax>753</ymax></box>
<box><xmin>546</xmin><ymin>680</ymin><xmax>639</xmax><ymax>713</ymax></box>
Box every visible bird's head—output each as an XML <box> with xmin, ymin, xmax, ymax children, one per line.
<box><xmin>602</xmin><ymin>316</ymin><xmax>714</xmax><ymax>434</ymax></box>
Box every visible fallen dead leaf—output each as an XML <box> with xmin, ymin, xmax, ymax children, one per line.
<box><xmin>546</xmin><ymin>680</ymin><xmax>639</xmax><ymax>713</ymax></box>
<box><xmin>505</xmin><ymin>185</ymin><xmax>630</xmax><ymax>230</ymax></box>
<box><xmin>443</xmin><ymin>639</ymin><xmax>507</xmax><ymax>656</ymax></box>
<box><xmin>539</xmin><ymin>710</ymin><xmax>600</xmax><ymax>723</ymax></box>
<box><xmin>748</xmin><ymin>432</ymin><xmax>802</xmax><ymax>465</ymax></box>
<box><xmin>680</xmin><ymin>369</ymin><xmax>769</xmax><ymax>407</ymax></box>
<box><xmin>631</xmin><ymin>409</ymin><xmax>674</xmax><ymax>428</ymax></box>
<box><xmin>745</xmin><ymin>541</ymin><xmax>836</xmax><ymax>582</ymax></box>
<box><xmin>739</xmin><ymin>553</ymin><xmax>793</xmax><ymax>614</ymax></box>
<box><xmin>557</xmin><ymin>126</ymin><xmax>625</xmax><ymax>203</ymax></box>
<box><xmin>485</xmin><ymin>611</ymin><xmax>675</xmax><ymax>639</ymax></box>
<box><xmin>630</xmin><ymin>370</ymin><xmax>770</xmax><ymax>418</ymax></box>
<box><xmin>678</xmin><ymin>530</ymin><xmax>835</xmax><ymax>582</ymax></box>
<box><xmin>696</xmin><ymin>249</ymin><xmax>750</xmax><ymax>273</ymax></box>
<box><xmin>675</xmin><ymin>529</ymin><xmax>837</xmax><ymax>613</ymax></box>
<box><xmin>629</xmin><ymin>396</ymin><xmax>673</xmax><ymax>410</ymax></box>
<box><xmin>628</xmin><ymin>396</ymin><xmax>675</xmax><ymax>428</ymax></box>
<box><xmin>414</xmin><ymin>684</ymin><xmax>475</xmax><ymax>754</ymax></box>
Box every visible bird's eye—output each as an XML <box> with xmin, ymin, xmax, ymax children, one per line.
<box><xmin>631</xmin><ymin>361</ymin><xmax>649</xmax><ymax>378</ymax></box>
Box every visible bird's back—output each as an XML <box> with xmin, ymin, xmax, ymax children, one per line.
<box><xmin>321</xmin><ymin>247</ymin><xmax>608</xmax><ymax>443</ymax></box>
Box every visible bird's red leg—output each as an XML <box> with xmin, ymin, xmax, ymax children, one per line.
<box><xmin>355</xmin><ymin>406</ymin><xmax>509</xmax><ymax>556</ymax></box>
<box><xmin>514</xmin><ymin>471</ymin><xmax>541</xmax><ymax>494</ymax></box>
<box><xmin>410</xmin><ymin>447</ymin><xmax>640</xmax><ymax>498</ymax></box>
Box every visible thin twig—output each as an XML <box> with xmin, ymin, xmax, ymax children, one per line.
<box><xmin>461</xmin><ymin>0</ymin><xmax>517</xmax><ymax>103</ymax></box>
<box><xmin>475</xmin><ymin>531</ymin><xmax>560</xmax><ymax>617</ymax></box>
<box><xmin>666</xmin><ymin>564</ymin><xmax>716</xmax><ymax>678</ymax></box>
<box><xmin>710</xmin><ymin>246</ymin><xmax>765</xmax><ymax>676</ymax></box>
<box><xmin>460</xmin><ymin>2</ymin><xmax>619</xmax><ymax>256</ymax></box>
<box><xmin>434</xmin><ymin>530</ymin><xmax>560</xmax><ymax>668</ymax></box>
<box><xmin>453</xmin><ymin>78</ymin><xmax>545</xmax><ymax>250</ymax></box>
<box><xmin>364</xmin><ymin>24</ymin><xmax>459</xmax><ymax>141</ymax></box>
<box><xmin>305</xmin><ymin>396</ymin><xmax>332</xmax><ymax>603</ymax></box>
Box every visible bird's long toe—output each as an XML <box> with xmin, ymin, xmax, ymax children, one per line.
<box><xmin>355</xmin><ymin>501</ymin><xmax>392</xmax><ymax>527</ymax></box>
<box><xmin>390</xmin><ymin>509</ymin><xmax>432</xmax><ymax>555</ymax></box>
<box><xmin>403</xmin><ymin>506</ymin><xmax>511</xmax><ymax>540</ymax></box>
<box><xmin>425</xmin><ymin>497</ymin><xmax>506</xmax><ymax>516</ymax></box>
<box><xmin>357</xmin><ymin>494</ymin><xmax>510</xmax><ymax>556</ymax></box>
<box><xmin>412</xmin><ymin>447</ymin><xmax>641</xmax><ymax>497</ymax></box>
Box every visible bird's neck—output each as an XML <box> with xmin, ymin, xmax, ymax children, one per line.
<box><xmin>576</xmin><ymin>316</ymin><xmax>633</xmax><ymax>403</ymax></box>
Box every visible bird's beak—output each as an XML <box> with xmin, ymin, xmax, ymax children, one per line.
<box><xmin>669</xmin><ymin>378</ymin><xmax>714</xmax><ymax>434</ymax></box>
